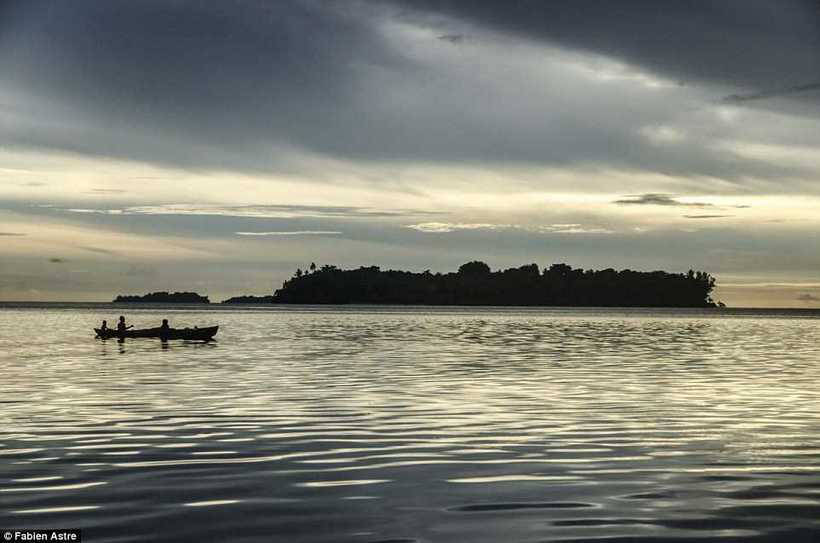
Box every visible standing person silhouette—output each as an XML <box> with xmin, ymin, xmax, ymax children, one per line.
<box><xmin>117</xmin><ymin>315</ymin><xmax>132</xmax><ymax>340</ymax></box>
<box><xmin>159</xmin><ymin>319</ymin><xmax>170</xmax><ymax>342</ymax></box>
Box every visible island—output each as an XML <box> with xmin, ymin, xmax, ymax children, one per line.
<box><xmin>225</xmin><ymin>261</ymin><xmax>717</xmax><ymax>307</ymax></box>
<box><xmin>113</xmin><ymin>291</ymin><xmax>211</xmax><ymax>304</ymax></box>
<box><xmin>221</xmin><ymin>295</ymin><xmax>276</xmax><ymax>304</ymax></box>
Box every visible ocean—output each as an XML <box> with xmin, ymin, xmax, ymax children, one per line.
<box><xmin>2</xmin><ymin>304</ymin><xmax>820</xmax><ymax>542</ymax></box>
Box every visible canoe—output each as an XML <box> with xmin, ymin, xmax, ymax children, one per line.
<box><xmin>94</xmin><ymin>325</ymin><xmax>218</xmax><ymax>341</ymax></box>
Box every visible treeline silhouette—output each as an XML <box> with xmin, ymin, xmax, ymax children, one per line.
<box><xmin>222</xmin><ymin>295</ymin><xmax>276</xmax><ymax>304</ymax></box>
<box><xmin>113</xmin><ymin>291</ymin><xmax>210</xmax><ymax>303</ymax></box>
<box><xmin>270</xmin><ymin>262</ymin><xmax>717</xmax><ymax>307</ymax></box>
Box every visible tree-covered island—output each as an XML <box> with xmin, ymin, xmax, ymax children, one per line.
<box><xmin>240</xmin><ymin>261</ymin><xmax>717</xmax><ymax>307</ymax></box>
<box><xmin>113</xmin><ymin>291</ymin><xmax>210</xmax><ymax>303</ymax></box>
<box><xmin>222</xmin><ymin>295</ymin><xmax>276</xmax><ymax>304</ymax></box>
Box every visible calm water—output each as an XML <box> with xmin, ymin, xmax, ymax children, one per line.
<box><xmin>3</xmin><ymin>305</ymin><xmax>820</xmax><ymax>542</ymax></box>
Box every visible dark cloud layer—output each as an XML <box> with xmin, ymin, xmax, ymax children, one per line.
<box><xmin>390</xmin><ymin>0</ymin><xmax>820</xmax><ymax>102</ymax></box>
<box><xmin>1</xmin><ymin>0</ymin><xmax>818</xmax><ymax>184</ymax></box>
<box><xmin>1</xmin><ymin>0</ymin><xmax>408</xmax><ymax>168</ymax></box>
<box><xmin>614</xmin><ymin>194</ymin><xmax>712</xmax><ymax>207</ymax></box>
<box><xmin>683</xmin><ymin>214</ymin><xmax>733</xmax><ymax>220</ymax></box>
<box><xmin>722</xmin><ymin>82</ymin><xmax>820</xmax><ymax>104</ymax></box>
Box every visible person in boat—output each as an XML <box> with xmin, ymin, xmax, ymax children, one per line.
<box><xmin>99</xmin><ymin>320</ymin><xmax>109</xmax><ymax>333</ymax></box>
<box><xmin>159</xmin><ymin>319</ymin><xmax>170</xmax><ymax>341</ymax></box>
<box><xmin>117</xmin><ymin>316</ymin><xmax>132</xmax><ymax>336</ymax></box>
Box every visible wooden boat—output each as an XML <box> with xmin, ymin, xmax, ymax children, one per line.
<box><xmin>94</xmin><ymin>325</ymin><xmax>218</xmax><ymax>341</ymax></box>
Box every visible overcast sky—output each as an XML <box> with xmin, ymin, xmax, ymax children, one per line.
<box><xmin>1</xmin><ymin>0</ymin><xmax>819</xmax><ymax>305</ymax></box>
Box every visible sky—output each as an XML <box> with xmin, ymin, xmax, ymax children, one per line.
<box><xmin>1</xmin><ymin>0</ymin><xmax>819</xmax><ymax>306</ymax></box>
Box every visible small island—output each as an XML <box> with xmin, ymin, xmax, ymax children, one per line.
<box><xmin>222</xmin><ymin>295</ymin><xmax>276</xmax><ymax>304</ymax></box>
<box><xmin>113</xmin><ymin>291</ymin><xmax>211</xmax><ymax>304</ymax></box>
<box><xmin>223</xmin><ymin>261</ymin><xmax>717</xmax><ymax>307</ymax></box>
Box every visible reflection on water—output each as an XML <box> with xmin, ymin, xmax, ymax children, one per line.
<box><xmin>2</xmin><ymin>306</ymin><xmax>820</xmax><ymax>541</ymax></box>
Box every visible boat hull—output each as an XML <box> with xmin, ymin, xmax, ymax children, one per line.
<box><xmin>94</xmin><ymin>326</ymin><xmax>218</xmax><ymax>341</ymax></box>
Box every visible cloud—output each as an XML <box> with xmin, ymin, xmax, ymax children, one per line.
<box><xmin>64</xmin><ymin>204</ymin><xmax>442</xmax><ymax>220</ymax></box>
<box><xmin>66</xmin><ymin>208</ymin><xmax>124</xmax><ymax>215</ymax></box>
<box><xmin>48</xmin><ymin>257</ymin><xmax>65</xmax><ymax>263</ymax></box>
<box><xmin>797</xmin><ymin>293</ymin><xmax>820</xmax><ymax>302</ymax></box>
<box><xmin>2</xmin><ymin>0</ymin><xmax>820</xmax><ymax>307</ymax></box>
<box><xmin>721</xmin><ymin>82</ymin><xmax>820</xmax><ymax>104</ymax></box>
<box><xmin>0</xmin><ymin>232</ymin><xmax>25</xmax><ymax>236</ymax></box>
<box><xmin>614</xmin><ymin>194</ymin><xmax>712</xmax><ymax>207</ymax></box>
<box><xmin>640</xmin><ymin>125</ymin><xmax>687</xmax><ymax>145</ymax></box>
<box><xmin>388</xmin><ymin>0</ymin><xmax>820</xmax><ymax>109</ymax></box>
<box><xmin>87</xmin><ymin>188</ymin><xmax>127</xmax><ymax>194</ymax></box>
<box><xmin>537</xmin><ymin>225</ymin><xmax>614</xmax><ymax>234</ymax></box>
<box><xmin>0</xmin><ymin>0</ymin><xmax>815</xmax><ymax>185</ymax></box>
<box><xmin>615</xmin><ymin>195</ymin><xmax>751</xmax><ymax>214</ymax></box>
<box><xmin>235</xmin><ymin>231</ymin><xmax>342</xmax><ymax>236</ymax></box>
<box><xmin>406</xmin><ymin>222</ymin><xmax>510</xmax><ymax>233</ymax></box>
<box><xmin>77</xmin><ymin>246</ymin><xmax>118</xmax><ymax>255</ymax></box>
<box><xmin>406</xmin><ymin>222</ymin><xmax>613</xmax><ymax>234</ymax></box>
<box><xmin>437</xmin><ymin>34</ymin><xmax>465</xmax><ymax>44</ymax></box>
<box><xmin>0</xmin><ymin>1</ymin><xmax>407</xmax><ymax>170</ymax></box>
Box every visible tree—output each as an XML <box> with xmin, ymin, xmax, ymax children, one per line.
<box><xmin>547</xmin><ymin>263</ymin><xmax>573</xmax><ymax>277</ymax></box>
<box><xmin>295</xmin><ymin>268</ymin><xmax>303</xmax><ymax>278</ymax></box>
<box><xmin>458</xmin><ymin>261</ymin><xmax>491</xmax><ymax>276</ymax></box>
<box><xmin>310</xmin><ymin>262</ymin><xmax>317</xmax><ymax>273</ymax></box>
